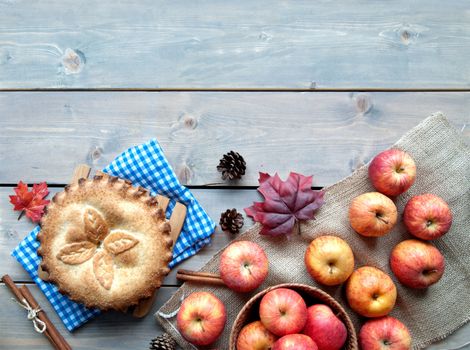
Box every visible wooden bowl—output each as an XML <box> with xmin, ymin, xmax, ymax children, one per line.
<box><xmin>229</xmin><ymin>283</ymin><xmax>358</xmax><ymax>350</ymax></box>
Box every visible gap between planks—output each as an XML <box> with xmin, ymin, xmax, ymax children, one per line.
<box><xmin>1</xmin><ymin>88</ymin><xmax>470</xmax><ymax>92</ymax></box>
<box><xmin>0</xmin><ymin>183</ymin><xmax>325</xmax><ymax>191</ymax></box>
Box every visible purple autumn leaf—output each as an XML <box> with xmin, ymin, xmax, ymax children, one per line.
<box><xmin>244</xmin><ymin>172</ymin><xmax>325</xmax><ymax>237</ymax></box>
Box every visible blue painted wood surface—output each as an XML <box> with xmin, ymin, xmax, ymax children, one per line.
<box><xmin>0</xmin><ymin>0</ymin><xmax>469</xmax><ymax>89</ymax></box>
<box><xmin>1</xmin><ymin>1</ymin><xmax>470</xmax><ymax>349</ymax></box>
<box><xmin>0</xmin><ymin>91</ymin><xmax>468</xmax><ymax>186</ymax></box>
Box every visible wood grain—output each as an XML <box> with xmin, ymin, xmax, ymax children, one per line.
<box><xmin>0</xmin><ymin>187</ymin><xmax>258</xmax><ymax>283</ymax></box>
<box><xmin>0</xmin><ymin>1</ymin><xmax>470</xmax><ymax>89</ymax></box>
<box><xmin>0</xmin><ymin>91</ymin><xmax>468</xmax><ymax>186</ymax></box>
<box><xmin>70</xmin><ymin>164</ymin><xmax>91</xmax><ymax>183</ymax></box>
<box><xmin>169</xmin><ymin>203</ymin><xmax>187</xmax><ymax>244</ymax></box>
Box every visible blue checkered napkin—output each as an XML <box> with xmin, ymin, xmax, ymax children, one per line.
<box><xmin>12</xmin><ymin>138</ymin><xmax>216</xmax><ymax>331</ymax></box>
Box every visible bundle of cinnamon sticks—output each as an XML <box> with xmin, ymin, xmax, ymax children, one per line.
<box><xmin>2</xmin><ymin>274</ymin><xmax>71</xmax><ymax>350</ymax></box>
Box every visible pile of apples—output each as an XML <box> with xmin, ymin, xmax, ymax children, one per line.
<box><xmin>237</xmin><ymin>287</ymin><xmax>347</xmax><ymax>350</ymax></box>
<box><xmin>351</xmin><ymin>148</ymin><xmax>452</xmax><ymax>291</ymax></box>
<box><xmin>305</xmin><ymin>235</ymin><xmax>410</xmax><ymax>350</ymax></box>
<box><xmin>303</xmin><ymin>148</ymin><xmax>453</xmax><ymax>349</ymax></box>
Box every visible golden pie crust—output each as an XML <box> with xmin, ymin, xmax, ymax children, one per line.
<box><xmin>37</xmin><ymin>174</ymin><xmax>173</xmax><ymax>311</ymax></box>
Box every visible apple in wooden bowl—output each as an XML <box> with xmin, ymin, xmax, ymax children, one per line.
<box><xmin>229</xmin><ymin>283</ymin><xmax>358</xmax><ymax>350</ymax></box>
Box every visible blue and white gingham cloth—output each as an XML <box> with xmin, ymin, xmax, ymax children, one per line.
<box><xmin>12</xmin><ymin>139</ymin><xmax>215</xmax><ymax>331</ymax></box>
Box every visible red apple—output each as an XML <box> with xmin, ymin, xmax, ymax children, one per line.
<box><xmin>359</xmin><ymin>316</ymin><xmax>411</xmax><ymax>350</ymax></box>
<box><xmin>273</xmin><ymin>334</ymin><xmax>318</xmax><ymax>350</ymax></box>
<box><xmin>368</xmin><ymin>149</ymin><xmax>416</xmax><ymax>196</ymax></box>
<box><xmin>302</xmin><ymin>304</ymin><xmax>347</xmax><ymax>350</ymax></box>
<box><xmin>346</xmin><ymin>266</ymin><xmax>397</xmax><ymax>318</ymax></box>
<box><xmin>259</xmin><ymin>288</ymin><xmax>308</xmax><ymax>336</ymax></box>
<box><xmin>236</xmin><ymin>320</ymin><xmax>278</xmax><ymax>350</ymax></box>
<box><xmin>349</xmin><ymin>192</ymin><xmax>398</xmax><ymax>237</ymax></box>
<box><xmin>403</xmin><ymin>194</ymin><xmax>452</xmax><ymax>240</ymax></box>
<box><xmin>219</xmin><ymin>241</ymin><xmax>269</xmax><ymax>292</ymax></box>
<box><xmin>305</xmin><ymin>235</ymin><xmax>355</xmax><ymax>286</ymax></box>
<box><xmin>176</xmin><ymin>292</ymin><xmax>226</xmax><ymax>346</ymax></box>
<box><xmin>390</xmin><ymin>239</ymin><xmax>445</xmax><ymax>289</ymax></box>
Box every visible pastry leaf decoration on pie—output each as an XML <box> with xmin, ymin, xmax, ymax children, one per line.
<box><xmin>56</xmin><ymin>242</ymin><xmax>97</xmax><ymax>265</ymax></box>
<box><xmin>56</xmin><ymin>207</ymin><xmax>140</xmax><ymax>290</ymax></box>
<box><xmin>93</xmin><ymin>251</ymin><xmax>114</xmax><ymax>290</ymax></box>
<box><xmin>103</xmin><ymin>231</ymin><xmax>139</xmax><ymax>255</ymax></box>
<box><xmin>84</xmin><ymin>208</ymin><xmax>109</xmax><ymax>243</ymax></box>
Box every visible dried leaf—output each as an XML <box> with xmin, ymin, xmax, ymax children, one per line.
<box><xmin>103</xmin><ymin>231</ymin><xmax>139</xmax><ymax>255</ymax></box>
<box><xmin>84</xmin><ymin>208</ymin><xmax>109</xmax><ymax>243</ymax></box>
<box><xmin>93</xmin><ymin>251</ymin><xmax>114</xmax><ymax>290</ymax></box>
<box><xmin>244</xmin><ymin>172</ymin><xmax>325</xmax><ymax>237</ymax></box>
<box><xmin>56</xmin><ymin>241</ymin><xmax>96</xmax><ymax>265</ymax></box>
<box><xmin>9</xmin><ymin>181</ymin><xmax>50</xmax><ymax>222</ymax></box>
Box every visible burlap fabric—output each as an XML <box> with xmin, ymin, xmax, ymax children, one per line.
<box><xmin>157</xmin><ymin>113</ymin><xmax>470</xmax><ymax>350</ymax></box>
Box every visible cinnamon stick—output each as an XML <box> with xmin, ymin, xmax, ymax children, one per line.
<box><xmin>20</xmin><ymin>285</ymin><xmax>72</xmax><ymax>350</ymax></box>
<box><xmin>176</xmin><ymin>269</ymin><xmax>225</xmax><ymax>286</ymax></box>
<box><xmin>2</xmin><ymin>274</ymin><xmax>23</xmax><ymax>301</ymax></box>
<box><xmin>177</xmin><ymin>269</ymin><xmax>223</xmax><ymax>279</ymax></box>
<box><xmin>2</xmin><ymin>275</ymin><xmax>71</xmax><ymax>350</ymax></box>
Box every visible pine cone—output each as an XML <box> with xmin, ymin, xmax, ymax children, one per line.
<box><xmin>217</xmin><ymin>151</ymin><xmax>246</xmax><ymax>180</ymax></box>
<box><xmin>220</xmin><ymin>208</ymin><xmax>244</xmax><ymax>234</ymax></box>
<box><xmin>149</xmin><ymin>333</ymin><xmax>176</xmax><ymax>350</ymax></box>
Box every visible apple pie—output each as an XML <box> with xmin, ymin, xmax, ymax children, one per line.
<box><xmin>37</xmin><ymin>174</ymin><xmax>173</xmax><ymax>311</ymax></box>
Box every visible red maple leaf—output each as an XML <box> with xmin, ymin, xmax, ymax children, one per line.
<box><xmin>9</xmin><ymin>181</ymin><xmax>50</xmax><ymax>222</ymax></box>
<box><xmin>244</xmin><ymin>172</ymin><xmax>325</xmax><ymax>237</ymax></box>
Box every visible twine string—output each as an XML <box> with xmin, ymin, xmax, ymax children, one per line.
<box><xmin>12</xmin><ymin>298</ymin><xmax>47</xmax><ymax>333</ymax></box>
<box><xmin>157</xmin><ymin>293</ymin><xmax>185</xmax><ymax>319</ymax></box>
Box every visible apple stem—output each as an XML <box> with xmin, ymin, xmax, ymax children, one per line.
<box><xmin>376</xmin><ymin>215</ymin><xmax>389</xmax><ymax>225</ymax></box>
<box><xmin>197</xmin><ymin>319</ymin><xmax>205</xmax><ymax>332</ymax></box>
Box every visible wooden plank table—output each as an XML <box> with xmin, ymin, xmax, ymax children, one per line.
<box><xmin>1</xmin><ymin>2</ymin><xmax>469</xmax><ymax>349</ymax></box>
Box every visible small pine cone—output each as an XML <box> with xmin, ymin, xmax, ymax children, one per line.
<box><xmin>217</xmin><ymin>151</ymin><xmax>246</xmax><ymax>180</ymax></box>
<box><xmin>220</xmin><ymin>208</ymin><xmax>244</xmax><ymax>234</ymax></box>
<box><xmin>149</xmin><ymin>333</ymin><xmax>176</xmax><ymax>350</ymax></box>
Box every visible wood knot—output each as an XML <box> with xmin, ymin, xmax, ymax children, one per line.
<box><xmin>354</xmin><ymin>94</ymin><xmax>373</xmax><ymax>114</ymax></box>
<box><xmin>62</xmin><ymin>48</ymin><xmax>85</xmax><ymax>75</ymax></box>
<box><xmin>379</xmin><ymin>24</ymin><xmax>426</xmax><ymax>47</ymax></box>
<box><xmin>183</xmin><ymin>115</ymin><xmax>198</xmax><ymax>130</ymax></box>
<box><xmin>7</xmin><ymin>229</ymin><xmax>18</xmax><ymax>239</ymax></box>
<box><xmin>396</xmin><ymin>24</ymin><xmax>424</xmax><ymax>46</ymax></box>
<box><xmin>0</xmin><ymin>49</ymin><xmax>12</xmax><ymax>65</ymax></box>
<box><xmin>63</xmin><ymin>104</ymin><xmax>73</xmax><ymax>113</ymax></box>
<box><xmin>401</xmin><ymin>30</ymin><xmax>411</xmax><ymax>44</ymax></box>
<box><xmin>177</xmin><ymin>164</ymin><xmax>193</xmax><ymax>185</ymax></box>
<box><xmin>89</xmin><ymin>146</ymin><xmax>103</xmax><ymax>162</ymax></box>
<box><xmin>258</xmin><ymin>32</ymin><xmax>272</xmax><ymax>41</ymax></box>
